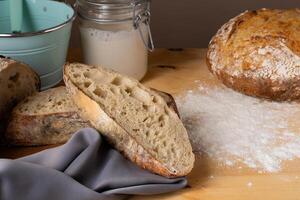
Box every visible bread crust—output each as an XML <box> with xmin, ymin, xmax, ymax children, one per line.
<box><xmin>64</xmin><ymin>64</ymin><xmax>194</xmax><ymax>178</ymax></box>
<box><xmin>5</xmin><ymin>87</ymin><xmax>177</xmax><ymax>148</ymax></box>
<box><xmin>0</xmin><ymin>58</ymin><xmax>40</xmax><ymax>136</ymax></box>
<box><xmin>64</xmin><ymin>73</ymin><xmax>180</xmax><ymax>177</ymax></box>
<box><xmin>5</xmin><ymin>112</ymin><xmax>91</xmax><ymax>146</ymax></box>
<box><xmin>207</xmin><ymin>9</ymin><xmax>300</xmax><ymax>101</ymax></box>
<box><xmin>152</xmin><ymin>88</ymin><xmax>180</xmax><ymax>118</ymax></box>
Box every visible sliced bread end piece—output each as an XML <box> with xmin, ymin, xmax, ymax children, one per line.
<box><xmin>0</xmin><ymin>57</ymin><xmax>40</xmax><ymax>120</ymax></box>
<box><xmin>64</xmin><ymin>63</ymin><xmax>195</xmax><ymax>177</ymax></box>
<box><xmin>5</xmin><ymin>86</ymin><xmax>91</xmax><ymax>146</ymax></box>
<box><xmin>0</xmin><ymin>57</ymin><xmax>40</xmax><ymax>136</ymax></box>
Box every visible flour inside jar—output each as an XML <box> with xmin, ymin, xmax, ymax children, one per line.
<box><xmin>77</xmin><ymin>0</ymin><xmax>151</xmax><ymax>80</ymax></box>
<box><xmin>79</xmin><ymin>23</ymin><xmax>148</xmax><ymax>80</ymax></box>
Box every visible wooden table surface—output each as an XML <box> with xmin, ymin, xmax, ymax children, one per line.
<box><xmin>1</xmin><ymin>48</ymin><xmax>300</xmax><ymax>200</ymax></box>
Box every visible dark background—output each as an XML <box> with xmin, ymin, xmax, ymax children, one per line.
<box><xmin>70</xmin><ymin>0</ymin><xmax>300</xmax><ymax>48</ymax></box>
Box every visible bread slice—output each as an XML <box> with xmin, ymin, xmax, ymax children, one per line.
<box><xmin>0</xmin><ymin>57</ymin><xmax>40</xmax><ymax>135</ymax></box>
<box><xmin>5</xmin><ymin>86</ymin><xmax>91</xmax><ymax>146</ymax></box>
<box><xmin>152</xmin><ymin>88</ymin><xmax>180</xmax><ymax>118</ymax></box>
<box><xmin>64</xmin><ymin>63</ymin><xmax>195</xmax><ymax>177</ymax></box>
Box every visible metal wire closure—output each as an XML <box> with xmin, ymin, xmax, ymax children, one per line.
<box><xmin>133</xmin><ymin>1</ymin><xmax>154</xmax><ymax>52</ymax></box>
<box><xmin>77</xmin><ymin>0</ymin><xmax>154</xmax><ymax>51</ymax></box>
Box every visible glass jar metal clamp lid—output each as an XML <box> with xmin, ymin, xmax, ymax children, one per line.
<box><xmin>76</xmin><ymin>0</ymin><xmax>154</xmax><ymax>51</ymax></box>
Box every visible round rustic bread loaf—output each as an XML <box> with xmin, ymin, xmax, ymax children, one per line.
<box><xmin>207</xmin><ymin>9</ymin><xmax>300</xmax><ymax>101</ymax></box>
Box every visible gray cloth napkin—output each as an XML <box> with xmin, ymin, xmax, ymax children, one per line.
<box><xmin>0</xmin><ymin>128</ymin><xmax>187</xmax><ymax>200</ymax></box>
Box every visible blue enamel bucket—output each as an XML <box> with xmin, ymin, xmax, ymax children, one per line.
<box><xmin>0</xmin><ymin>0</ymin><xmax>75</xmax><ymax>90</ymax></box>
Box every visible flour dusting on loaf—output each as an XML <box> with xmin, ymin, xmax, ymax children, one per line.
<box><xmin>208</xmin><ymin>11</ymin><xmax>249</xmax><ymax>76</ymax></box>
<box><xmin>207</xmin><ymin>9</ymin><xmax>300</xmax><ymax>101</ymax></box>
<box><xmin>253</xmin><ymin>40</ymin><xmax>300</xmax><ymax>80</ymax></box>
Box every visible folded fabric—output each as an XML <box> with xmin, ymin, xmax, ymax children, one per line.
<box><xmin>0</xmin><ymin>128</ymin><xmax>187</xmax><ymax>200</ymax></box>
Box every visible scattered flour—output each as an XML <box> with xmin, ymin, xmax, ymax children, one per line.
<box><xmin>176</xmin><ymin>84</ymin><xmax>300</xmax><ymax>172</ymax></box>
<box><xmin>247</xmin><ymin>182</ymin><xmax>253</xmax><ymax>187</ymax></box>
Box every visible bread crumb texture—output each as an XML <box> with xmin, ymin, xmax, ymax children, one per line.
<box><xmin>15</xmin><ymin>86</ymin><xmax>75</xmax><ymax>115</ymax></box>
<box><xmin>65</xmin><ymin>63</ymin><xmax>195</xmax><ymax>176</ymax></box>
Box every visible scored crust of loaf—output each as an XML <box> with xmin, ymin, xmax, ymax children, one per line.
<box><xmin>5</xmin><ymin>86</ymin><xmax>91</xmax><ymax>146</ymax></box>
<box><xmin>0</xmin><ymin>57</ymin><xmax>40</xmax><ymax>121</ymax></box>
<box><xmin>64</xmin><ymin>63</ymin><xmax>195</xmax><ymax>177</ymax></box>
<box><xmin>207</xmin><ymin>9</ymin><xmax>300</xmax><ymax>101</ymax></box>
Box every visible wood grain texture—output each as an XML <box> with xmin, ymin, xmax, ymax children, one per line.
<box><xmin>1</xmin><ymin>48</ymin><xmax>300</xmax><ymax>199</ymax></box>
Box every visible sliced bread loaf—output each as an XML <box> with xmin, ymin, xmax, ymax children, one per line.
<box><xmin>64</xmin><ymin>63</ymin><xmax>195</xmax><ymax>177</ymax></box>
<box><xmin>6</xmin><ymin>86</ymin><xmax>179</xmax><ymax>146</ymax></box>
<box><xmin>5</xmin><ymin>86</ymin><xmax>91</xmax><ymax>146</ymax></box>
<box><xmin>0</xmin><ymin>57</ymin><xmax>40</xmax><ymax>121</ymax></box>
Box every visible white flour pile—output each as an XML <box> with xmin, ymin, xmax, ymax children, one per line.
<box><xmin>176</xmin><ymin>84</ymin><xmax>300</xmax><ymax>172</ymax></box>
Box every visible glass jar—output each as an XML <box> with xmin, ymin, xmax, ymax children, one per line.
<box><xmin>77</xmin><ymin>0</ymin><xmax>154</xmax><ymax>80</ymax></box>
